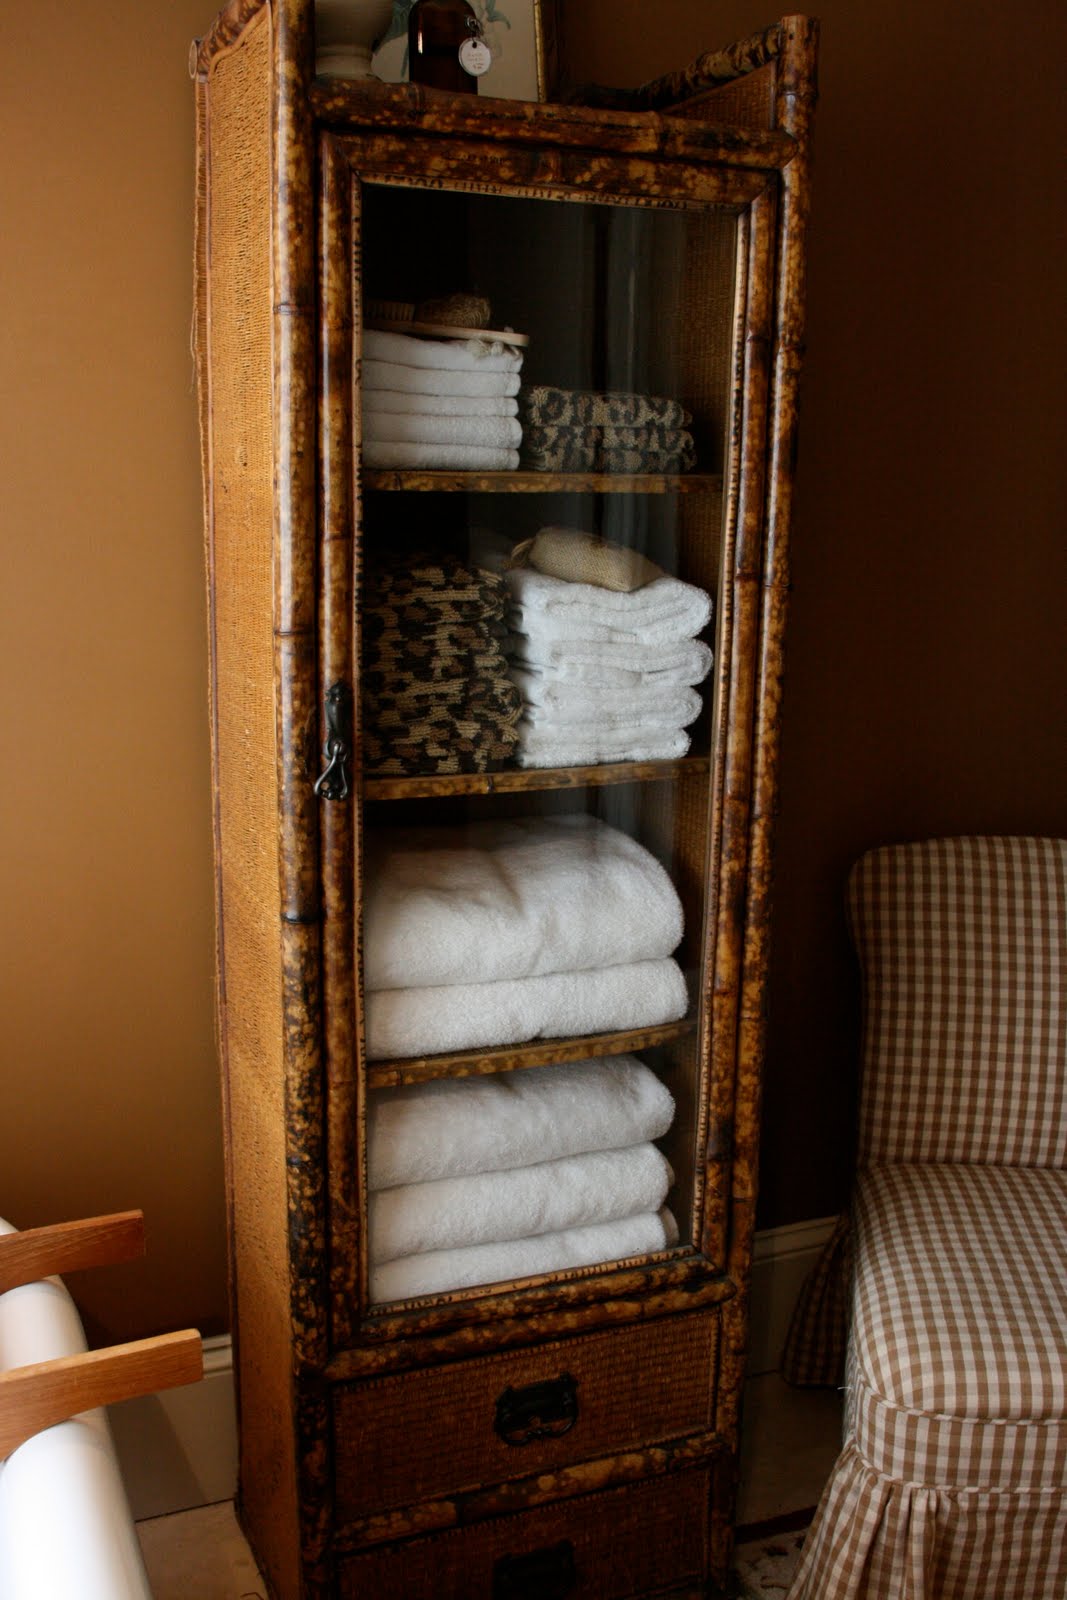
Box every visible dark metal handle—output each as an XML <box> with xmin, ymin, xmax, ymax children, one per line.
<box><xmin>313</xmin><ymin>682</ymin><xmax>352</xmax><ymax>802</ymax></box>
<box><xmin>494</xmin><ymin>1372</ymin><xmax>578</xmax><ymax>1446</ymax></box>
<box><xmin>492</xmin><ymin>1539</ymin><xmax>577</xmax><ymax>1600</ymax></box>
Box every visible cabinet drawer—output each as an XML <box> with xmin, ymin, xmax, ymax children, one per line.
<box><xmin>334</xmin><ymin>1314</ymin><xmax>717</xmax><ymax>1524</ymax></box>
<box><xmin>338</xmin><ymin>1464</ymin><xmax>713</xmax><ymax>1599</ymax></box>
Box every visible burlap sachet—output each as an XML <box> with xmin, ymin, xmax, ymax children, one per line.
<box><xmin>510</xmin><ymin>527</ymin><xmax>664</xmax><ymax>593</ymax></box>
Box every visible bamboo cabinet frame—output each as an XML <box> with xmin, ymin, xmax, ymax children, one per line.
<box><xmin>194</xmin><ymin>4</ymin><xmax>817</xmax><ymax>1595</ymax></box>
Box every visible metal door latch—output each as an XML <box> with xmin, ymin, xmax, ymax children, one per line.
<box><xmin>313</xmin><ymin>682</ymin><xmax>352</xmax><ymax>802</ymax></box>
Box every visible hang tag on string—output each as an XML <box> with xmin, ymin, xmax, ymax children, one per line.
<box><xmin>459</xmin><ymin>15</ymin><xmax>492</xmax><ymax>77</ymax></box>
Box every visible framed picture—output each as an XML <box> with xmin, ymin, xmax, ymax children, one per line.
<box><xmin>373</xmin><ymin>0</ymin><xmax>558</xmax><ymax>102</ymax></box>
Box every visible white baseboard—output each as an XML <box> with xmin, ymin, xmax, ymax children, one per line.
<box><xmin>111</xmin><ymin>1334</ymin><xmax>237</xmax><ymax>1523</ymax></box>
<box><xmin>113</xmin><ymin>1216</ymin><xmax>838</xmax><ymax>1520</ymax></box>
<box><xmin>747</xmin><ymin>1215</ymin><xmax>838</xmax><ymax>1378</ymax></box>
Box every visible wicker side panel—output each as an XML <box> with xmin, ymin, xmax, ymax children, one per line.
<box><xmin>664</xmin><ymin>61</ymin><xmax>778</xmax><ymax>132</ymax></box>
<box><xmin>333</xmin><ymin>1313</ymin><xmax>717</xmax><ymax>1524</ymax></box>
<box><xmin>338</xmin><ymin>1466</ymin><xmax>713</xmax><ymax>1599</ymax></box>
<box><xmin>199</xmin><ymin>12</ymin><xmax>300</xmax><ymax>1598</ymax></box>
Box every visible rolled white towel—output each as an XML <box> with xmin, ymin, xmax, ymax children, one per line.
<box><xmin>364</xmin><ymin>814</ymin><xmax>683</xmax><ymax>992</ymax></box>
<box><xmin>364</xmin><ymin>389</ymin><xmax>519</xmax><ymax>418</ymax></box>
<box><xmin>367</xmin><ymin>1055</ymin><xmax>675</xmax><ymax>1190</ymax></box>
<box><xmin>365</xmin><ymin>955</ymin><xmax>689</xmax><ymax>1061</ymax></box>
<box><xmin>371</xmin><ymin>1208</ymin><xmax>680</xmax><ymax>1301</ymax></box>
<box><xmin>506</xmin><ymin>566</ymin><xmax>712</xmax><ymax>647</ymax></box>
<box><xmin>364</xmin><ymin>440</ymin><xmax>520</xmax><ymax>470</ymax></box>
<box><xmin>364</xmin><ymin>328</ymin><xmax>524</xmax><ymax>374</ymax></box>
<box><xmin>511</xmin><ymin>668</ymin><xmax>702</xmax><ymax>729</ymax></box>
<box><xmin>370</xmin><ymin>1143</ymin><xmax>674</xmax><ymax>1262</ymax></box>
<box><xmin>363</xmin><ymin>358</ymin><xmax>522</xmax><ymax>399</ymax></box>
<box><xmin>510</xmin><ymin>637</ymin><xmax>713</xmax><ymax>690</ymax></box>
<box><xmin>515</xmin><ymin>725</ymin><xmax>691</xmax><ymax>769</ymax></box>
<box><xmin>363</xmin><ymin>411</ymin><xmax>522</xmax><ymax>449</ymax></box>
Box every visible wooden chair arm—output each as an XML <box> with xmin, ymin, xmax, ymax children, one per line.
<box><xmin>0</xmin><ymin>1329</ymin><xmax>204</xmax><ymax>1459</ymax></box>
<box><xmin>0</xmin><ymin>1211</ymin><xmax>145</xmax><ymax>1295</ymax></box>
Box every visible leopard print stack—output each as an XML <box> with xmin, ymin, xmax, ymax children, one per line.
<box><xmin>518</xmin><ymin>387</ymin><xmax>697</xmax><ymax>474</ymax></box>
<box><xmin>362</xmin><ymin>554</ymin><xmax>522</xmax><ymax>776</ymax></box>
<box><xmin>519</xmin><ymin>387</ymin><xmax>692</xmax><ymax>430</ymax></box>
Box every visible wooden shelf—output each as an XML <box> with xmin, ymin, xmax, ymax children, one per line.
<box><xmin>362</xmin><ymin>755</ymin><xmax>711</xmax><ymax>802</ymax></box>
<box><xmin>361</xmin><ymin>469</ymin><xmax>723</xmax><ymax>495</ymax></box>
<box><xmin>366</xmin><ymin>1017</ymin><xmax>699</xmax><ymax>1090</ymax></box>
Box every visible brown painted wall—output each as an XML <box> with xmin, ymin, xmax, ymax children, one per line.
<box><xmin>1</xmin><ymin>1</ymin><xmax>1064</xmax><ymax>1346</ymax></box>
<box><xmin>1</xmin><ymin>0</ymin><xmax>227</xmax><ymax>1340</ymax></box>
<box><xmin>569</xmin><ymin>0</ymin><xmax>1067</xmax><ymax>1225</ymax></box>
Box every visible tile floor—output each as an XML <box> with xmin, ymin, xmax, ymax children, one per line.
<box><xmin>136</xmin><ymin>1374</ymin><xmax>842</xmax><ymax>1597</ymax></box>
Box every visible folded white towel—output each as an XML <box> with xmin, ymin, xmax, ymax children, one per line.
<box><xmin>364</xmin><ymin>389</ymin><xmax>519</xmax><ymax>419</ymax></box>
<box><xmin>363</xmin><ymin>358</ymin><xmax>522</xmax><ymax>399</ymax></box>
<box><xmin>364</xmin><ymin>411</ymin><xmax>523</xmax><ymax>449</ymax></box>
<box><xmin>364</xmin><ymin>328</ymin><xmax>524</xmax><ymax>374</ymax></box>
<box><xmin>364</xmin><ymin>814</ymin><xmax>683</xmax><ymax>992</ymax></box>
<box><xmin>364</xmin><ymin>441</ymin><xmax>520</xmax><ymax>470</ymax></box>
<box><xmin>509</xmin><ymin>637</ymin><xmax>713</xmax><ymax>689</ymax></box>
<box><xmin>371</xmin><ymin>1208</ymin><xmax>680</xmax><ymax>1301</ymax></box>
<box><xmin>370</xmin><ymin>1143</ymin><xmax>673</xmax><ymax>1263</ymax></box>
<box><xmin>516</xmin><ymin>726</ymin><xmax>691</xmax><ymax>768</ymax></box>
<box><xmin>506</xmin><ymin>567</ymin><xmax>712</xmax><ymax>646</ymax></box>
<box><xmin>366</xmin><ymin>955</ymin><xmax>688</xmax><ymax>1059</ymax></box>
<box><xmin>368</xmin><ymin>1055</ymin><xmax>675</xmax><ymax>1189</ymax></box>
<box><xmin>511</xmin><ymin>668</ymin><xmax>702</xmax><ymax>729</ymax></box>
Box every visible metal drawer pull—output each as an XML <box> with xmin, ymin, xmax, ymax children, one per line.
<box><xmin>492</xmin><ymin>1539</ymin><xmax>577</xmax><ymax>1599</ymax></box>
<box><xmin>494</xmin><ymin>1372</ymin><xmax>579</xmax><ymax>1446</ymax></box>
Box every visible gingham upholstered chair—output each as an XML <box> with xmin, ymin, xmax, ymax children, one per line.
<box><xmin>789</xmin><ymin>836</ymin><xmax>1067</xmax><ymax>1599</ymax></box>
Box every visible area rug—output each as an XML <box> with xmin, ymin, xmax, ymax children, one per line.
<box><xmin>730</xmin><ymin>1520</ymin><xmax>809</xmax><ymax>1597</ymax></box>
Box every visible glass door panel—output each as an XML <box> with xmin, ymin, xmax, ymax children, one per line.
<box><xmin>353</xmin><ymin>175</ymin><xmax>742</xmax><ymax>1310</ymax></box>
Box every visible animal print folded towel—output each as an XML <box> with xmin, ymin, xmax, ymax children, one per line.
<box><xmin>519</xmin><ymin>386</ymin><xmax>691</xmax><ymax>431</ymax></box>
<box><xmin>521</xmin><ymin>423</ymin><xmax>697</xmax><ymax>474</ymax></box>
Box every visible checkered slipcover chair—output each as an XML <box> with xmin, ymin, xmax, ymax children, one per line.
<box><xmin>789</xmin><ymin>836</ymin><xmax>1067</xmax><ymax>1599</ymax></box>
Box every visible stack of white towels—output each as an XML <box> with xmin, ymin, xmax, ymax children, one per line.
<box><xmin>367</xmin><ymin>1055</ymin><xmax>678</xmax><ymax>1301</ymax></box>
<box><xmin>504</xmin><ymin>558</ymin><xmax>715</xmax><ymax>768</ymax></box>
<box><xmin>363</xmin><ymin>813</ymin><xmax>688</xmax><ymax>1061</ymax></box>
<box><xmin>362</xmin><ymin>328</ymin><xmax>524</xmax><ymax>471</ymax></box>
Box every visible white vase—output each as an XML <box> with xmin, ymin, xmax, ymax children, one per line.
<box><xmin>315</xmin><ymin>0</ymin><xmax>396</xmax><ymax>79</ymax></box>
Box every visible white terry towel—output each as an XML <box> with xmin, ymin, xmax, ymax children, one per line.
<box><xmin>511</xmin><ymin>668</ymin><xmax>702</xmax><ymax>729</ymax></box>
<box><xmin>364</xmin><ymin>328</ymin><xmax>524</xmax><ymax>374</ymax></box>
<box><xmin>510</xmin><ymin>637</ymin><xmax>713</xmax><ymax>690</ymax></box>
<box><xmin>363</xmin><ymin>359</ymin><xmax>522</xmax><ymax>399</ymax></box>
<box><xmin>367</xmin><ymin>1055</ymin><xmax>675</xmax><ymax>1190</ymax></box>
<box><xmin>516</xmin><ymin>726</ymin><xmax>691</xmax><ymax>769</ymax></box>
<box><xmin>364</xmin><ymin>441</ymin><xmax>520</xmax><ymax>470</ymax></box>
<box><xmin>371</xmin><ymin>1208</ymin><xmax>680</xmax><ymax>1301</ymax></box>
<box><xmin>363</xmin><ymin>411</ymin><xmax>522</xmax><ymax>449</ymax></box>
<box><xmin>364</xmin><ymin>814</ymin><xmax>683</xmax><ymax>992</ymax></box>
<box><xmin>506</xmin><ymin>567</ymin><xmax>712</xmax><ymax>647</ymax></box>
<box><xmin>364</xmin><ymin>389</ymin><xmax>519</xmax><ymax>419</ymax></box>
<box><xmin>365</xmin><ymin>955</ymin><xmax>688</xmax><ymax>1060</ymax></box>
<box><xmin>370</xmin><ymin>1143</ymin><xmax>673</xmax><ymax>1263</ymax></box>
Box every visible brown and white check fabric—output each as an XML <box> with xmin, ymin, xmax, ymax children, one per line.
<box><xmin>791</xmin><ymin>1163</ymin><xmax>1067</xmax><ymax>1598</ymax></box>
<box><xmin>850</xmin><ymin>836</ymin><xmax>1067</xmax><ymax>1168</ymax></box>
<box><xmin>788</xmin><ymin>837</ymin><xmax>1067</xmax><ymax>1599</ymax></box>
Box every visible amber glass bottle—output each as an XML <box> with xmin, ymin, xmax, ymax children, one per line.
<box><xmin>407</xmin><ymin>0</ymin><xmax>480</xmax><ymax>93</ymax></box>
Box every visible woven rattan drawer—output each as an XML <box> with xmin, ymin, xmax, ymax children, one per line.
<box><xmin>338</xmin><ymin>1464</ymin><xmax>713</xmax><ymax>1599</ymax></box>
<box><xmin>334</xmin><ymin>1314</ymin><xmax>717</xmax><ymax>1524</ymax></box>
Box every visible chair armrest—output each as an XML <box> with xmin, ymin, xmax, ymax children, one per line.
<box><xmin>0</xmin><ymin>1329</ymin><xmax>203</xmax><ymax>1459</ymax></box>
<box><xmin>0</xmin><ymin>1212</ymin><xmax>145</xmax><ymax>1295</ymax></box>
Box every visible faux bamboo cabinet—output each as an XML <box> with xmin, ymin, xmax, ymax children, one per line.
<box><xmin>193</xmin><ymin>5</ymin><xmax>817</xmax><ymax>1596</ymax></box>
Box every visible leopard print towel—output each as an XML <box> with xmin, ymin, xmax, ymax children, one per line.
<box><xmin>362</xmin><ymin>553</ymin><xmax>521</xmax><ymax>775</ymax></box>
<box><xmin>519</xmin><ymin>386</ymin><xmax>692</xmax><ymax>431</ymax></box>
<box><xmin>521</xmin><ymin>421</ymin><xmax>697</xmax><ymax>475</ymax></box>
